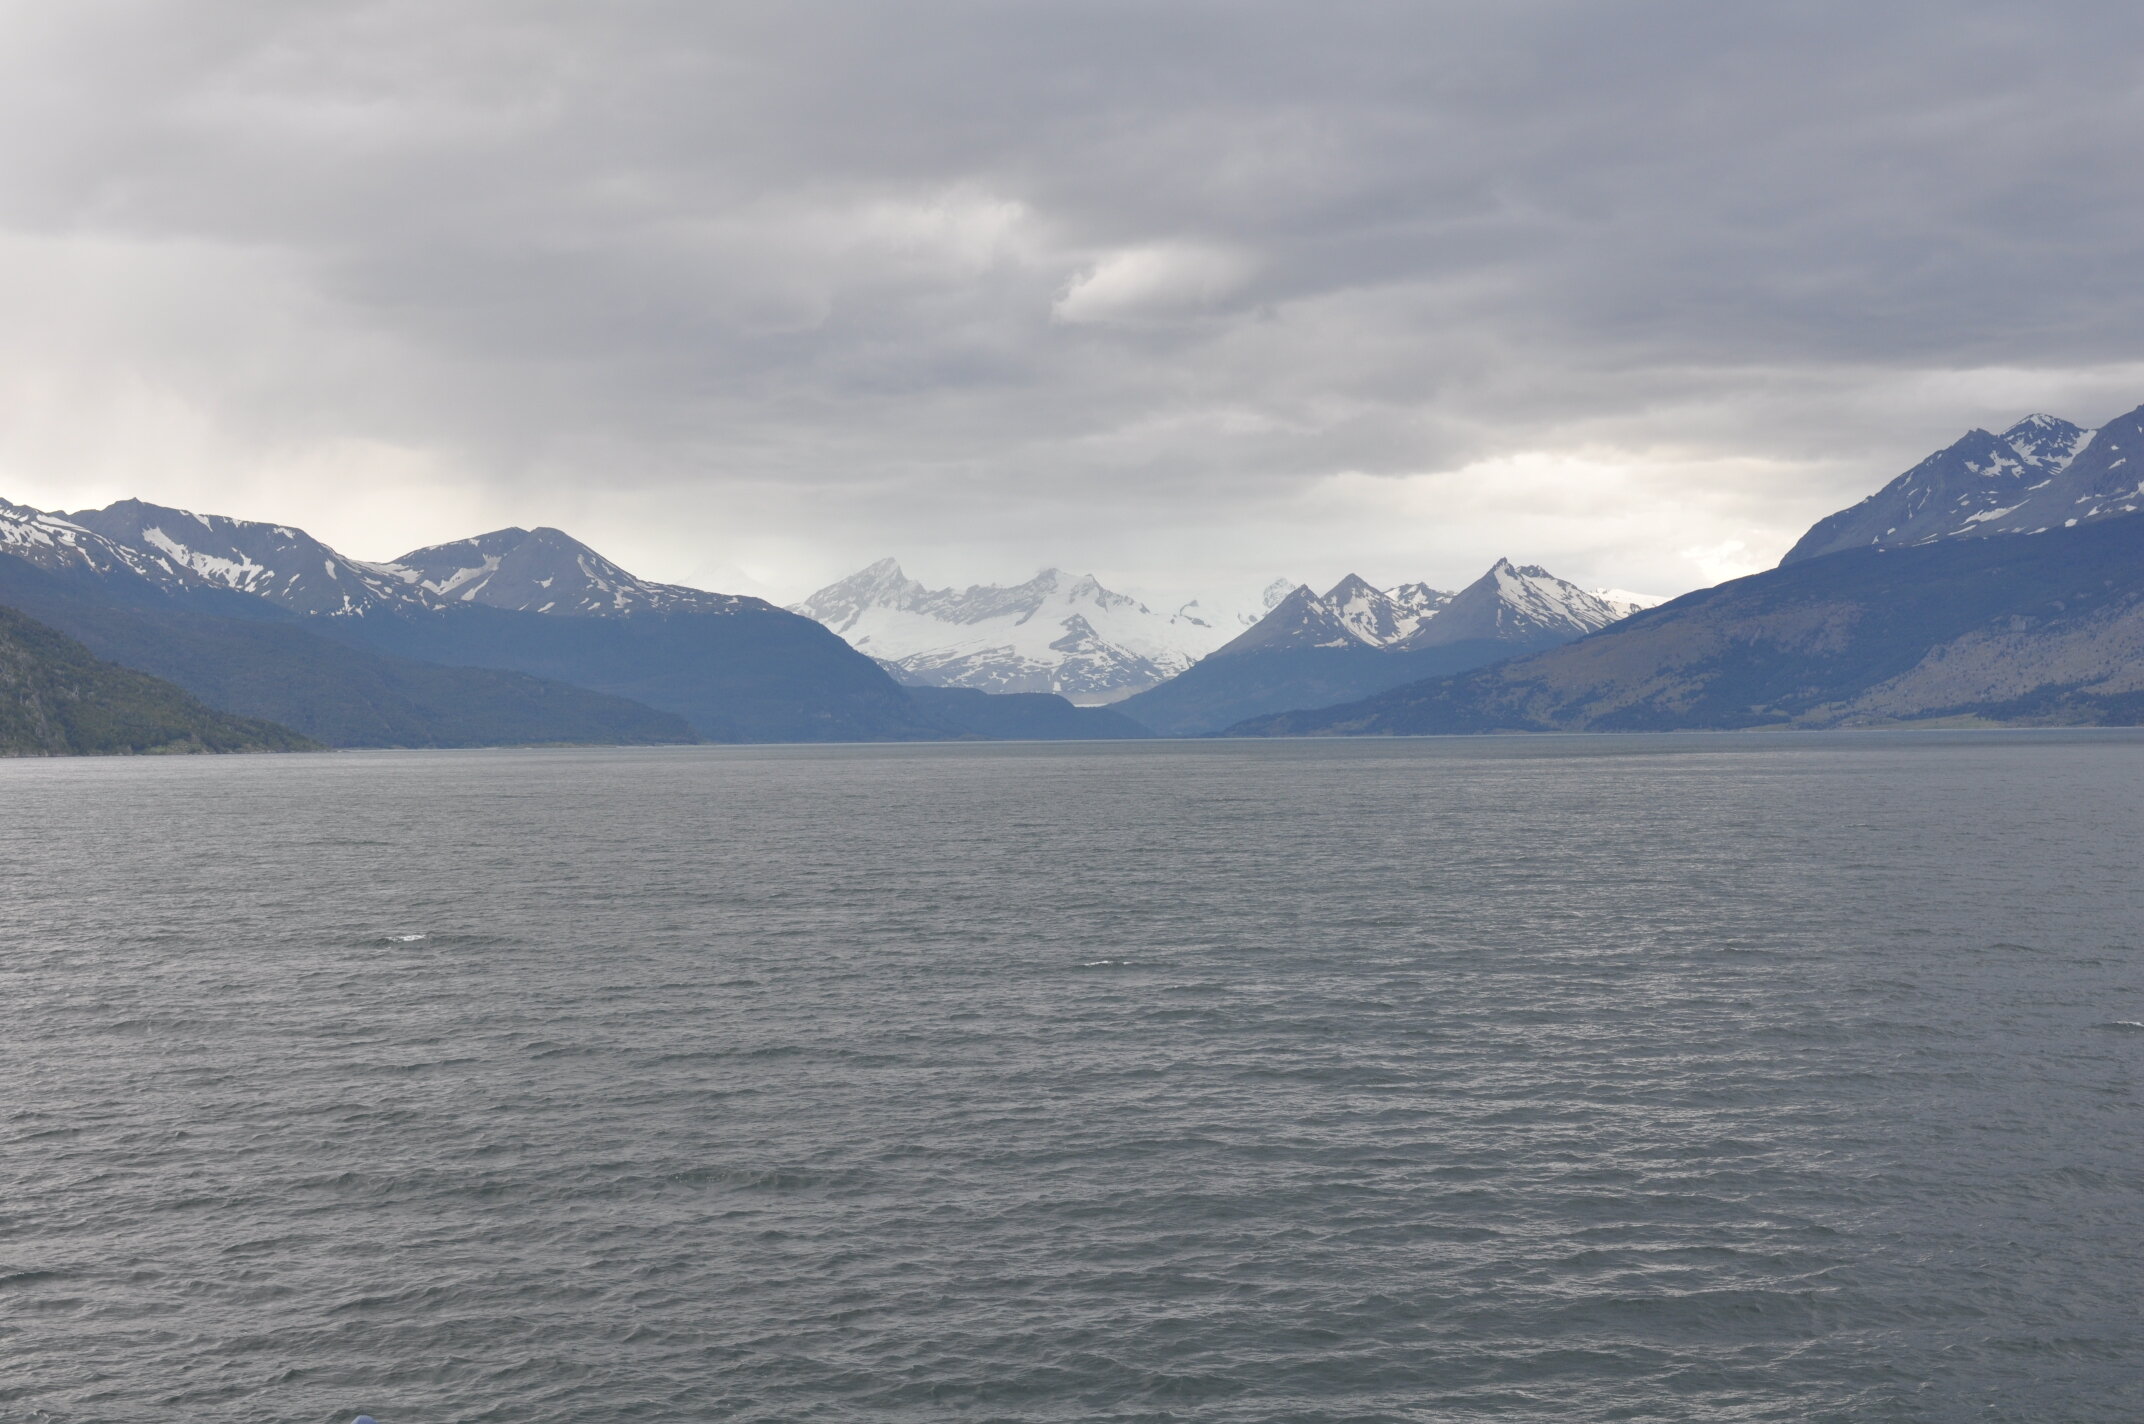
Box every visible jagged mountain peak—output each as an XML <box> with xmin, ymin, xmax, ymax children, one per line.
<box><xmin>1212</xmin><ymin>560</ymin><xmax>1630</xmax><ymax>659</ymax></box>
<box><xmin>1216</xmin><ymin>583</ymin><xmax>1360</xmax><ymax>656</ymax></box>
<box><xmin>1781</xmin><ymin>407</ymin><xmax>2116</xmax><ymax>564</ymax></box>
<box><xmin>1119</xmin><ymin>559</ymin><xmax>1640</xmax><ymax>737</ymax></box>
<box><xmin>1402</xmin><ymin>560</ymin><xmax>1632</xmax><ymax>649</ymax></box>
<box><xmin>1320</xmin><ymin>573</ymin><xmax>1415</xmax><ymax>647</ymax></box>
<box><xmin>800</xmin><ymin>557</ymin><xmax>932</xmax><ymax>629</ymax></box>
<box><xmin>1388</xmin><ymin>581</ymin><xmax>1455</xmax><ymax>618</ymax></box>
<box><xmin>2001</xmin><ymin>412</ymin><xmax>2086</xmax><ymax>457</ymax></box>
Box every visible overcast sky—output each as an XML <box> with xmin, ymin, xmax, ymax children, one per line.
<box><xmin>3</xmin><ymin>1</ymin><xmax>2143</xmax><ymax>606</ymax></box>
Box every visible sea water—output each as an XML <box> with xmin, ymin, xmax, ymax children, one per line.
<box><xmin>3</xmin><ymin>732</ymin><xmax>2141</xmax><ymax>1422</ymax></box>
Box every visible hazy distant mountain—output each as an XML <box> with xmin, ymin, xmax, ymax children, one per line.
<box><xmin>1</xmin><ymin>601</ymin><xmax>315</xmax><ymax>756</ymax></box>
<box><xmin>1116</xmin><ymin>561</ymin><xmax>1650</xmax><ymax>735</ymax></box>
<box><xmin>794</xmin><ymin>559</ymin><xmax>1289</xmax><ymax>702</ymax></box>
<box><xmin>1779</xmin><ymin>407</ymin><xmax>2144</xmax><ymax>564</ymax></box>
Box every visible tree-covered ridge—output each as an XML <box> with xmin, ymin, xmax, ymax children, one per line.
<box><xmin>0</xmin><ymin>603</ymin><xmax>317</xmax><ymax>756</ymax></box>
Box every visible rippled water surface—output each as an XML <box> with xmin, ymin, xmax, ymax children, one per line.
<box><xmin>4</xmin><ymin>732</ymin><xmax>2143</xmax><ymax>1423</ymax></box>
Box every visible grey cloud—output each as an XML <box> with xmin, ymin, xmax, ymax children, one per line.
<box><xmin>2</xmin><ymin>0</ymin><xmax>2142</xmax><ymax>600</ymax></box>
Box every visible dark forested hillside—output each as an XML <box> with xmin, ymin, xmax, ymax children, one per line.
<box><xmin>1</xmin><ymin>604</ymin><xmax>315</xmax><ymax>756</ymax></box>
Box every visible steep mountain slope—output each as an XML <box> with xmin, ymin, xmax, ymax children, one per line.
<box><xmin>1236</xmin><ymin>516</ymin><xmax>2144</xmax><ymax>735</ymax></box>
<box><xmin>794</xmin><ymin>559</ymin><xmax>1287</xmax><ymax>701</ymax></box>
<box><xmin>1117</xmin><ymin>561</ymin><xmax>1646</xmax><ymax>736</ymax></box>
<box><xmin>1780</xmin><ymin>408</ymin><xmax>2144</xmax><ymax>564</ymax></box>
<box><xmin>42</xmin><ymin>502</ymin><xmax>951</xmax><ymax>742</ymax></box>
<box><xmin>1</xmin><ymin>602</ymin><xmax>315</xmax><ymax>756</ymax></box>
<box><xmin>1215</xmin><ymin>582</ymin><xmax>1397</xmax><ymax>656</ymax></box>
<box><xmin>0</xmin><ymin>554</ymin><xmax>698</xmax><ymax>748</ymax></box>
<box><xmin>1412</xmin><ymin>560</ymin><xmax>1641</xmax><ymax>645</ymax></box>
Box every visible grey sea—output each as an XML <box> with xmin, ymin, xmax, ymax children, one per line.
<box><xmin>4</xmin><ymin>732</ymin><xmax>2143</xmax><ymax>1423</ymax></box>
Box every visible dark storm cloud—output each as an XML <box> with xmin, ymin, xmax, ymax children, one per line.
<box><xmin>3</xmin><ymin>0</ymin><xmax>2143</xmax><ymax>596</ymax></box>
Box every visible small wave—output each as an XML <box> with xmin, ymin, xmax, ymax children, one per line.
<box><xmin>1080</xmin><ymin>959</ymin><xmax>1131</xmax><ymax>967</ymax></box>
<box><xmin>383</xmin><ymin>933</ymin><xmax>428</xmax><ymax>944</ymax></box>
<box><xmin>2094</xmin><ymin>1020</ymin><xmax>2144</xmax><ymax>1032</ymax></box>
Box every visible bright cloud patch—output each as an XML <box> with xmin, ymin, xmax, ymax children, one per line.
<box><xmin>1052</xmin><ymin>244</ymin><xmax>1254</xmax><ymax>324</ymax></box>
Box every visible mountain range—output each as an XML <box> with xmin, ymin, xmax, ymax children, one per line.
<box><xmin>0</xmin><ymin>500</ymin><xmax>1092</xmax><ymax>746</ymax></box>
<box><xmin>14</xmin><ymin>400</ymin><xmax>2142</xmax><ymax>754</ymax></box>
<box><xmin>793</xmin><ymin>560</ymin><xmax>1291</xmax><ymax>702</ymax></box>
<box><xmin>1237</xmin><ymin>403</ymin><xmax>2144</xmax><ymax>737</ymax></box>
<box><xmin>1116</xmin><ymin>561</ymin><xmax>1653</xmax><ymax>735</ymax></box>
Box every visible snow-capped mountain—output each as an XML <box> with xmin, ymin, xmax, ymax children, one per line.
<box><xmin>55</xmin><ymin>499</ymin><xmax>754</xmax><ymax>619</ymax></box>
<box><xmin>4</xmin><ymin>494</ymin><xmax>963</xmax><ymax>743</ymax></box>
<box><xmin>1325</xmin><ymin>573</ymin><xmax>1444</xmax><ymax>645</ymax></box>
<box><xmin>1221</xmin><ymin>582</ymin><xmax>1390</xmax><ymax>654</ymax></box>
<box><xmin>1413</xmin><ymin>559</ymin><xmax>1648</xmax><ymax>647</ymax></box>
<box><xmin>378</xmin><ymin>526</ymin><xmax>751</xmax><ymax>616</ymax></box>
<box><xmin>67</xmin><ymin>498</ymin><xmax>413</xmax><ymax>615</ymax></box>
<box><xmin>1780</xmin><ymin>409</ymin><xmax>2139</xmax><ymax>564</ymax></box>
<box><xmin>1214</xmin><ymin>562</ymin><xmax>1646</xmax><ymax>659</ymax></box>
<box><xmin>793</xmin><ymin>560</ymin><xmax>1291</xmax><ymax>701</ymax></box>
<box><xmin>2</xmin><ymin>497</ymin><xmax>204</xmax><ymax>590</ymax></box>
<box><xmin>1116</xmin><ymin>560</ymin><xmax>1651</xmax><ymax>736</ymax></box>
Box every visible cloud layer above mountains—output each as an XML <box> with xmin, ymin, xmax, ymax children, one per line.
<box><xmin>4</xmin><ymin>0</ymin><xmax>2143</xmax><ymax>602</ymax></box>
